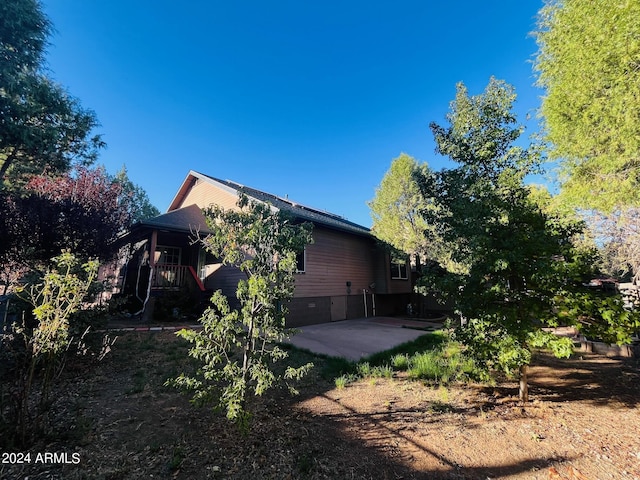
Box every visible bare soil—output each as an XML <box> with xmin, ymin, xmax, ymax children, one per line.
<box><xmin>2</xmin><ymin>331</ymin><xmax>639</xmax><ymax>480</ymax></box>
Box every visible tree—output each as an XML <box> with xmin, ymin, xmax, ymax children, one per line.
<box><xmin>416</xmin><ymin>78</ymin><xmax>590</xmax><ymax>402</ymax></box>
<box><xmin>22</xmin><ymin>167</ymin><xmax>132</xmax><ymax>258</ymax></box>
<box><xmin>0</xmin><ymin>166</ymin><xmax>134</xmax><ymax>291</ymax></box>
<box><xmin>368</xmin><ymin>154</ymin><xmax>444</xmax><ymax>269</ymax></box>
<box><xmin>1</xmin><ymin>252</ymin><xmax>99</xmax><ymax>447</ymax></box>
<box><xmin>534</xmin><ymin>0</ymin><xmax>640</xmax><ymax>211</ymax></box>
<box><xmin>112</xmin><ymin>166</ymin><xmax>160</xmax><ymax>223</ymax></box>
<box><xmin>0</xmin><ymin>0</ymin><xmax>103</xmax><ymax>188</ymax></box>
<box><xmin>592</xmin><ymin>208</ymin><xmax>640</xmax><ymax>283</ymax></box>
<box><xmin>167</xmin><ymin>196</ymin><xmax>314</xmax><ymax>427</ymax></box>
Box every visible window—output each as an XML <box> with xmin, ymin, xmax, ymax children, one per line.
<box><xmin>296</xmin><ymin>248</ymin><xmax>306</xmax><ymax>273</ymax></box>
<box><xmin>155</xmin><ymin>246</ymin><xmax>181</xmax><ymax>265</ymax></box>
<box><xmin>390</xmin><ymin>261</ymin><xmax>408</xmax><ymax>280</ymax></box>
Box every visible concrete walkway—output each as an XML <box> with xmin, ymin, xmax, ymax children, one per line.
<box><xmin>285</xmin><ymin>317</ymin><xmax>443</xmax><ymax>361</ymax></box>
<box><xmin>102</xmin><ymin>316</ymin><xmax>445</xmax><ymax>361</ymax></box>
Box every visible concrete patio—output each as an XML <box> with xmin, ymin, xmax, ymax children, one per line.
<box><xmin>285</xmin><ymin>316</ymin><xmax>444</xmax><ymax>361</ymax></box>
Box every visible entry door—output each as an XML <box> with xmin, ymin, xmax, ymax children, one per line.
<box><xmin>330</xmin><ymin>296</ymin><xmax>347</xmax><ymax>321</ymax></box>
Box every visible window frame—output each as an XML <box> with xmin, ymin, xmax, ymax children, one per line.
<box><xmin>390</xmin><ymin>261</ymin><xmax>408</xmax><ymax>280</ymax></box>
<box><xmin>295</xmin><ymin>248</ymin><xmax>306</xmax><ymax>274</ymax></box>
<box><xmin>155</xmin><ymin>245</ymin><xmax>181</xmax><ymax>265</ymax></box>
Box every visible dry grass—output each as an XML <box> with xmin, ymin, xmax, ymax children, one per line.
<box><xmin>2</xmin><ymin>331</ymin><xmax>639</xmax><ymax>480</ymax></box>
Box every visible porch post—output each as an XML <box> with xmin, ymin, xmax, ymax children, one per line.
<box><xmin>149</xmin><ymin>230</ymin><xmax>158</xmax><ymax>270</ymax></box>
<box><xmin>139</xmin><ymin>229</ymin><xmax>158</xmax><ymax>319</ymax></box>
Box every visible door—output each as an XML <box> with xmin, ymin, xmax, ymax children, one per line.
<box><xmin>330</xmin><ymin>296</ymin><xmax>347</xmax><ymax>321</ymax></box>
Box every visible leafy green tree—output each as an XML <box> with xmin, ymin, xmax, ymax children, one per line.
<box><xmin>1</xmin><ymin>252</ymin><xmax>99</xmax><ymax>447</ymax></box>
<box><xmin>0</xmin><ymin>0</ymin><xmax>103</xmax><ymax>189</ymax></box>
<box><xmin>369</xmin><ymin>153</ymin><xmax>444</xmax><ymax>269</ymax></box>
<box><xmin>534</xmin><ymin>0</ymin><xmax>640</xmax><ymax>210</ymax></box>
<box><xmin>112</xmin><ymin>166</ymin><xmax>160</xmax><ymax>222</ymax></box>
<box><xmin>167</xmin><ymin>196</ymin><xmax>314</xmax><ymax>427</ymax></box>
<box><xmin>417</xmin><ymin>78</ymin><xmax>593</xmax><ymax>402</ymax></box>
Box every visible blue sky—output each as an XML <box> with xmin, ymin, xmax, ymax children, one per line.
<box><xmin>42</xmin><ymin>1</ymin><xmax>546</xmax><ymax>227</ymax></box>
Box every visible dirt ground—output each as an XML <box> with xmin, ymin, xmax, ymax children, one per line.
<box><xmin>2</xmin><ymin>331</ymin><xmax>639</xmax><ymax>480</ymax></box>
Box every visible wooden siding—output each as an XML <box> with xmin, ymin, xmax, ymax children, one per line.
<box><xmin>294</xmin><ymin>227</ymin><xmax>377</xmax><ymax>298</ymax></box>
<box><xmin>162</xmin><ymin>175</ymin><xmax>413</xmax><ymax>325</ymax></box>
<box><xmin>377</xmin><ymin>252</ymin><xmax>412</xmax><ymax>295</ymax></box>
<box><xmin>388</xmin><ymin>276</ymin><xmax>412</xmax><ymax>295</ymax></box>
<box><xmin>204</xmin><ymin>264</ymin><xmax>246</xmax><ymax>300</ymax></box>
<box><xmin>173</xmin><ymin>179</ymin><xmax>238</xmax><ymax>211</ymax></box>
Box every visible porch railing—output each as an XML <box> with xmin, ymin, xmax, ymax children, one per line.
<box><xmin>152</xmin><ymin>265</ymin><xmax>205</xmax><ymax>291</ymax></box>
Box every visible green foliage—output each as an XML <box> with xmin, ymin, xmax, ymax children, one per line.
<box><xmin>406</xmin><ymin>341</ymin><xmax>478</xmax><ymax>384</ymax></box>
<box><xmin>356</xmin><ymin>362</ymin><xmax>372</xmax><ymax>377</ymax></box>
<box><xmin>369</xmin><ymin>154</ymin><xmax>442</xmax><ymax>266</ymax></box>
<box><xmin>390</xmin><ymin>353</ymin><xmax>410</xmax><ymax>370</ymax></box>
<box><xmin>334</xmin><ymin>374</ymin><xmax>356</xmax><ymax>389</ymax></box>
<box><xmin>167</xmin><ymin>196</ymin><xmax>314</xmax><ymax>427</ymax></box>
<box><xmin>112</xmin><ymin>165</ymin><xmax>160</xmax><ymax>223</ymax></box>
<box><xmin>416</xmin><ymin>78</ymin><xmax>600</xmax><ymax>400</ymax></box>
<box><xmin>329</xmin><ymin>332</ymin><xmax>477</xmax><ymax>388</ymax></box>
<box><xmin>558</xmin><ymin>290</ymin><xmax>640</xmax><ymax>345</ymax></box>
<box><xmin>363</xmin><ymin>331</ymin><xmax>448</xmax><ymax>366</ymax></box>
<box><xmin>0</xmin><ymin>0</ymin><xmax>103</xmax><ymax>188</ymax></box>
<box><xmin>1</xmin><ymin>251</ymin><xmax>99</xmax><ymax>447</ymax></box>
<box><xmin>16</xmin><ymin>251</ymin><xmax>99</xmax><ymax>356</ymax></box>
<box><xmin>534</xmin><ymin>0</ymin><xmax>640</xmax><ymax>210</ymax></box>
<box><xmin>371</xmin><ymin>364</ymin><xmax>394</xmax><ymax>379</ymax></box>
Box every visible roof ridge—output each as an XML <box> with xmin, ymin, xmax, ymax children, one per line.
<box><xmin>194</xmin><ymin>171</ymin><xmax>370</xmax><ymax>235</ymax></box>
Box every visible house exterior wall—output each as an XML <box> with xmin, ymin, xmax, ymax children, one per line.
<box><xmin>202</xmin><ymin>263</ymin><xmax>245</xmax><ymax>309</ymax></box>
<box><xmin>281</xmin><ymin>226</ymin><xmax>413</xmax><ymax>326</ymax></box>
<box><xmin>286</xmin><ymin>294</ymin><xmax>368</xmax><ymax>327</ymax></box>
<box><xmin>129</xmin><ymin>173</ymin><xmax>416</xmax><ymax>326</ymax></box>
<box><xmin>294</xmin><ymin>227</ymin><xmax>377</xmax><ymax>298</ymax></box>
<box><xmin>287</xmin><ymin>296</ymin><xmax>331</xmax><ymax>326</ymax></box>
<box><xmin>384</xmin><ymin>255</ymin><xmax>412</xmax><ymax>294</ymax></box>
<box><xmin>174</xmin><ymin>179</ymin><xmax>238</xmax><ymax>211</ymax></box>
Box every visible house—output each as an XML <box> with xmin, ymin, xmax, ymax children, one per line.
<box><xmin>115</xmin><ymin>171</ymin><xmax>412</xmax><ymax>327</ymax></box>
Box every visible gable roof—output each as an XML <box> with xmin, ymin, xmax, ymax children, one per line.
<box><xmin>139</xmin><ymin>203</ymin><xmax>211</xmax><ymax>234</ymax></box>
<box><xmin>169</xmin><ymin>170</ymin><xmax>372</xmax><ymax>237</ymax></box>
<box><xmin>117</xmin><ymin>203</ymin><xmax>212</xmax><ymax>244</ymax></box>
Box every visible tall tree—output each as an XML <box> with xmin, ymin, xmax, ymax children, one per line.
<box><xmin>417</xmin><ymin>79</ymin><xmax>605</xmax><ymax>402</ymax></box>
<box><xmin>168</xmin><ymin>196</ymin><xmax>314</xmax><ymax>428</ymax></box>
<box><xmin>0</xmin><ymin>0</ymin><xmax>103</xmax><ymax>188</ymax></box>
<box><xmin>368</xmin><ymin>153</ymin><xmax>442</xmax><ymax>269</ymax></box>
<box><xmin>534</xmin><ymin>0</ymin><xmax>640</xmax><ymax>211</ymax></box>
<box><xmin>112</xmin><ymin>166</ymin><xmax>160</xmax><ymax>222</ymax></box>
<box><xmin>0</xmin><ymin>167</ymin><xmax>133</xmax><ymax>290</ymax></box>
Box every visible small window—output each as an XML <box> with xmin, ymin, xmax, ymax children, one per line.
<box><xmin>296</xmin><ymin>248</ymin><xmax>306</xmax><ymax>273</ymax></box>
<box><xmin>155</xmin><ymin>246</ymin><xmax>181</xmax><ymax>265</ymax></box>
<box><xmin>390</xmin><ymin>261</ymin><xmax>408</xmax><ymax>280</ymax></box>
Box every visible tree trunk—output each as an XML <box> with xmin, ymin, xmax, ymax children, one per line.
<box><xmin>519</xmin><ymin>364</ymin><xmax>529</xmax><ymax>403</ymax></box>
<box><xmin>0</xmin><ymin>148</ymin><xmax>18</xmax><ymax>181</ymax></box>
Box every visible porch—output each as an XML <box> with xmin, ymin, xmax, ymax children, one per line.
<box><xmin>152</xmin><ymin>264</ymin><xmax>205</xmax><ymax>291</ymax></box>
